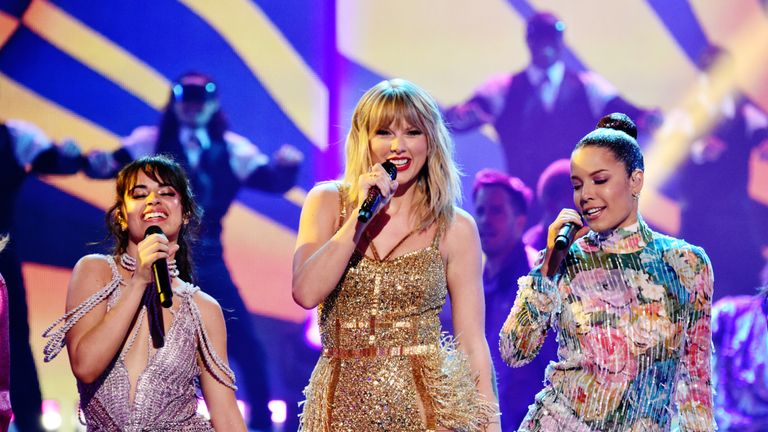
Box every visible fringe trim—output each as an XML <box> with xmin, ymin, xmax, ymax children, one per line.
<box><xmin>298</xmin><ymin>336</ymin><xmax>498</xmax><ymax>432</ymax></box>
<box><xmin>298</xmin><ymin>356</ymin><xmax>334</xmax><ymax>432</ymax></box>
<box><xmin>422</xmin><ymin>334</ymin><xmax>499</xmax><ymax>432</ymax></box>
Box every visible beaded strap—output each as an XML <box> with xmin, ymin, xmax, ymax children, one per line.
<box><xmin>119</xmin><ymin>306</ymin><xmax>147</xmax><ymax>361</ymax></box>
<box><xmin>185</xmin><ymin>286</ymin><xmax>237</xmax><ymax>390</ymax></box>
<box><xmin>42</xmin><ymin>256</ymin><xmax>122</xmax><ymax>362</ymax></box>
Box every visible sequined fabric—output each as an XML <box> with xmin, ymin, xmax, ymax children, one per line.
<box><xmin>712</xmin><ymin>294</ymin><xmax>768</xmax><ymax>431</ymax></box>
<box><xmin>299</xmin><ymin>185</ymin><xmax>496</xmax><ymax>432</ymax></box>
<box><xmin>42</xmin><ymin>256</ymin><xmax>236</xmax><ymax>431</ymax></box>
<box><xmin>500</xmin><ymin>219</ymin><xmax>716</xmax><ymax>431</ymax></box>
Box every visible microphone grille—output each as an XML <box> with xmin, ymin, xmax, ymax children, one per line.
<box><xmin>381</xmin><ymin>160</ymin><xmax>398</xmax><ymax>180</ymax></box>
<box><xmin>144</xmin><ymin>225</ymin><xmax>164</xmax><ymax>237</ymax></box>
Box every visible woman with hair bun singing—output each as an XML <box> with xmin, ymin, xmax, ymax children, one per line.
<box><xmin>500</xmin><ymin>113</ymin><xmax>715</xmax><ymax>431</ymax></box>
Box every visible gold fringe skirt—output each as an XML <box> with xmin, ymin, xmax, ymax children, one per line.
<box><xmin>298</xmin><ymin>336</ymin><xmax>497</xmax><ymax>432</ymax></box>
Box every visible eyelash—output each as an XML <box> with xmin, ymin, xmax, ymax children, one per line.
<box><xmin>573</xmin><ymin>179</ymin><xmax>608</xmax><ymax>191</ymax></box>
<box><xmin>375</xmin><ymin>129</ymin><xmax>423</xmax><ymax>136</ymax></box>
<box><xmin>131</xmin><ymin>191</ymin><xmax>176</xmax><ymax>199</ymax></box>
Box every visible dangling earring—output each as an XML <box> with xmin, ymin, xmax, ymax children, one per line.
<box><xmin>116</xmin><ymin>214</ymin><xmax>127</xmax><ymax>231</ymax></box>
<box><xmin>632</xmin><ymin>192</ymin><xmax>640</xmax><ymax>200</ymax></box>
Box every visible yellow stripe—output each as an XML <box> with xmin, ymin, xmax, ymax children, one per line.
<box><xmin>529</xmin><ymin>0</ymin><xmax>699</xmax><ymax>110</ymax></box>
<box><xmin>0</xmin><ymin>73</ymin><xmax>119</xmax><ymax>210</ymax></box>
<box><xmin>690</xmin><ymin>0</ymin><xmax>768</xmax><ymax>111</ymax></box>
<box><xmin>181</xmin><ymin>0</ymin><xmax>328</xmax><ymax>150</ymax></box>
<box><xmin>337</xmin><ymin>0</ymin><xmax>527</xmax><ymax>105</ymax></box>
<box><xmin>22</xmin><ymin>0</ymin><xmax>169</xmax><ymax>110</ymax></box>
<box><xmin>283</xmin><ymin>186</ymin><xmax>308</xmax><ymax>207</ymax></box>
<box><xmin>0</xmin><ymin>11</ymin><xmax>19</xmax><ymax>49</ymax></box>
<box><xmin>24</xmin><ymin>263</ymin><xmax>79</xmax><ymax>432</ymax></box>
<box><xmin>639</xmin><ymin>189</ymin><xmax>680</xmax><ymax>235</ymax></box>
<box><xmin>222</xmin><ymin>203</ymin><xmax>306</xmax><ymax>323</ymax></box>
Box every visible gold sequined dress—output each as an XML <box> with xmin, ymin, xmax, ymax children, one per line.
<box><xmin>299</xmin><ymin>186</ymin><xmax>496</xmax><ymax>432</ymax></box>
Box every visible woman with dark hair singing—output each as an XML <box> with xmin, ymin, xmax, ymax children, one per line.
<box><xmin>500</xmin><ymin>113</ymin><xmax>715</xmax><ymax>431</ymax></box>
<box><xmin>43</xmin><ymin>155</ymin><xmax>246</xmax><ymax>431</ymax></box>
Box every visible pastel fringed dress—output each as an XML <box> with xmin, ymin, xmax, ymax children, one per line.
<box><xmin>500</xmin><ymin>220</ymin><xmax>716</xmax><ymax>431</ymax></box>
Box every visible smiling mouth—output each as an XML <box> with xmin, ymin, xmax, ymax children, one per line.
<box><xmin>388</xmin><ymin>158</ymin><xmax>411</xmax><ymax>172</ymax></box>
<box><xmin>583</xmin><ymin>207</ymin><xmax>605</xmax><ymax>220</ymax></box>
<box><xmin>143</xmin><ymin>211</ymin><xmax>168</xmax><ymax>221</ymax></box>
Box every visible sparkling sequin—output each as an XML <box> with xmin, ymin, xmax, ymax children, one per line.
<box><xmin>43</xmin><ymin>256</ymin><xmax>235</xmax><ymax>430</ymax></box>
<box><xmin>500</xmin><ymin>219</ymin><xmax>716</xmax><ymax>431</ymax></box>
<box><xmin>299</xmin><ymin>185</ymin><xmax>496</xmax><ymax>432</ymax></box>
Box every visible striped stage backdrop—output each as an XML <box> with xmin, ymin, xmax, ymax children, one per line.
<box><xmin>0</xmin><ymin>1</ymin><xmax>766</xmax><ymax>430</ymax></box>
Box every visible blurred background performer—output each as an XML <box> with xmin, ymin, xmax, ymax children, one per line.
<box><xmin>471</xmin><ymin>169</ymin><xmax>557</xmax><ymax>430</ymax></box>
<box><xmin>445</xmin><ymin>12</ymin><xmax>658</xmax><ymax>189</ymax></box>
<box><xmin>0</xmin><ymin>119</ymin><xmax>81</xmax><ymax>432</ymax></box>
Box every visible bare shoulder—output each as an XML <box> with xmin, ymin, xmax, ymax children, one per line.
<box><xmin>67</xmin><ymin>254</ymin><xmax>116</xmax><ymax>308</ymax></box>
<box><xmin>444</xmin><ymin>208</ymin><xmax>479</xmax><ymax>241</ymax></box>
<box><xmin>442</xmin><ymin>208</ymin><xmax>480</xmax><ymax>254</ymax></box>
<box><xmin>302</xmin><ymin>181</ymin><xmax>346</xmax><ymax>218</ymax></box>
<box><xmin>307</xmin><ymin>181</ymin><xmax>344</xmax><ymax>202</ymax></box>
<box><xmin>191</xmin><ymin>290</ymin><xmax>225</xmax><ymax>322</ymax></box>
<box><xmin>71</xmin><ymin>254</ymin><xmax>114</xmax><ymax>285</ymax></box>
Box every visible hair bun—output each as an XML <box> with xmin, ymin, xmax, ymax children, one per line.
<box><xmin>597</xmin><ymin>112</ymin><xmax>637</xmax><ymax>140</ymax></box>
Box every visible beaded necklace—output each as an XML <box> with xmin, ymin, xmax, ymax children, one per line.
<box><xmin>119</xmin><ymin>253</ymin><xmax>180</xmax><ymax>278</ymax></box>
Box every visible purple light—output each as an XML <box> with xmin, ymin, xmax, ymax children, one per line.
<box><xmin>268</xmin><ymin>400</ymin><xmax>287</xmax><ymax>424</ymax></box>
<box><xmin>41</xmin><ymin>399</ymin><xmax>62</xmax><ymax>431</ymax></box>
<box><xmin>197</xmin><ymin>399</ymin><xmax>249</xmax><ymax>421</ymax></box>
<box><xmin>304</xmin><ymin>308</ymin><xmax>322</xmax><ymax>349</ymax></box>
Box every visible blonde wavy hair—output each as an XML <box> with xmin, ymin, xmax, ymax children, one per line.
<box><xmin>342</xmin><ymin>79</ymin><xmax>462</xmax><ymax>231</ymax></box>
<box><xmin>0</xmin><ymin>235</ymin><xmax>7</xmax><ymax>253</ymax></box>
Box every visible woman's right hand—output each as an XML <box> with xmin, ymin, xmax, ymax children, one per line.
<box><xmin>542</xmin><ymin>208</ymin><xmax>587</xmax><ymax>277</ymax></box>
<box><xmin>356</xmin><ymin>163</ymin><xmax>399</xmax><ymax>221</ymax></box>
<box><xmin>133</xmin><ymin>233</ymin><xmax>178</xmax><ymax>285</ymax></box>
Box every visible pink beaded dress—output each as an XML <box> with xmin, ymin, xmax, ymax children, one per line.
<box><xmin>43</xmin><ymin>256</ymin><xmax>236</xmax><ymax>431</ymax></box>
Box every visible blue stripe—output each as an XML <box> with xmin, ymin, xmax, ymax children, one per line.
<box><xmin>0</xmin><ymin>0</ymin><xmax>31</xmax><ymax>18</ymax></box>
<box><xmin>15</xmin><ymin>177</ymin><xmax>108</xmax><ymax>267</ymax></box>
<box><xmin>48</xmin><ymin>0</ymin><xmax>315</xmax><ymax>160</ymax></box>
<box><xmin>256</xmin><ymin>0</ymin><xmax>330</xmax><ymax>76</ymax></box>
<box><xmin>0</xmin><ymin>27</ymin><xmax>158</xmax><ymax>135</ymax></box>
<box><xmin>236</xmin><ymin>189</ymin><xmax>301</xmax><ymax>231</ymax></box>
<box><xmin>646</xmin><ymin>0</ymin><xmax>709</xmax><ymax>64</ymax></box>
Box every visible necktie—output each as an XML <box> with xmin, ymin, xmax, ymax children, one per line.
<box><xmin>186</xmin><ymin>133</ymin><xmax>203</xmax><ymax>170</ymax></box>
<box><xmin>540</xmin><ymin>73</ymin><xmax>555</xmax><ymax>112</ymax></box>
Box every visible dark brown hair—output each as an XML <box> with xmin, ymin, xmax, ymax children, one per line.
<box><xmin>105</xmin><ymin>155</ymin><xmax>203</xmax><ymax>282</ymax></box>
<box><xmin>575</xmin><ymin>112</ymin><xmax>644</xmax><ymax>176</ymax></box>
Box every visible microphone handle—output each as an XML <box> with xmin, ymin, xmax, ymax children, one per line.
<box><xmin>357</xmin><ymin>161</ymin><xmax>398</xmax><ymax>223</ymax></box>
<box><xmin>554</xmin><ymin>222</ymin><xmax>576</xmax><ymax>251</ymax></box>
<box><xmin>152</xmin><ymin>258</ymin><xmax>173</xmax><ymax>308</ymax></box>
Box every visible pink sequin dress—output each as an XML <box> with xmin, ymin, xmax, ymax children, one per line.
<box><xmin>43</xmin><ymin>256</ymin><xmax>236</xmax><ymax>431</ymax></box>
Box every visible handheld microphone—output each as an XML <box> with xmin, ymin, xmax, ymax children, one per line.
<box><xmin>144</xmin><ymin>225</ymin><xmax>173</xmax><ymax>308</ymax></box>
<box><xmin>554</xmin><ymin>222</ymin><xmax>577</xmax><ymax>251</ymax></box>
<box><xmin>357</xmin><ymin>161</ymin><xmax>398</xmax><ymax>223</ymax></box>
